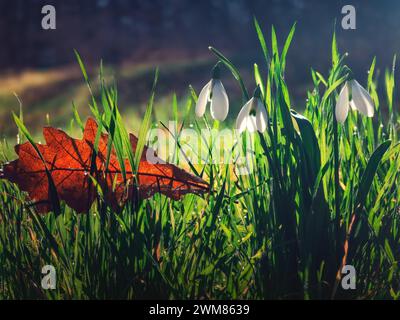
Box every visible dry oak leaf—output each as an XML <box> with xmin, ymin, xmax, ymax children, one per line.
<box><xmin>0</xmin><ymin>117</ymin><xmax>209</xmax><ymax>213</ymax></box>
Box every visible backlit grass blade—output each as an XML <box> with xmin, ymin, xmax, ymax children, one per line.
<box><xmin>253</xmin><ymin>17</ymin><xmax>270</xmax><ymax>63</ymax></box>
<box><xmin>72</xmin><ymin>101</ymin><xmax>84</xmax><ymax>132</ymax></box>
<box><xmin>74</xmin><ymin>49</ymin><xmax>100</xmax><ymax>120</ymax></box>
<box><xmin>355</xmin><ymin>140</ymin><xmax>391</xmax><ymax>209</ymax></box>
<box><xmin>332</xmin><ymin>30</ymin><xmax>339</xmax><ymax>67</ymax></box>
<box><xmin>134</xmin><ymin>68</ymin><xmax>159</xmax><ymax>174</ymax></box>
<box><xmin>281</xmin><ymin>22</ymin><xmax>296</xmax><ymax>72</ymax></box>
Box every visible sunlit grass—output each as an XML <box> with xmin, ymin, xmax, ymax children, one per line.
<box><xmin>0</xmin><ymin>20</ymin><xmax>399</xmax><ymax>300</ymax></box>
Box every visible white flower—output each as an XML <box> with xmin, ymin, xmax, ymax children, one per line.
<box><xmin>236</xmin><ymin>86</ymin><xmax>268</xmax><ymax>134</ymax></box>
<box><xmin>195</xmin><ymin>64</ymin><xmax>229</xmax><ymax>121</ymax></box>
<box><xmin>335</xmin><ymin>79</ymin><xmax>375</xmax><ymax>124</ymax></box>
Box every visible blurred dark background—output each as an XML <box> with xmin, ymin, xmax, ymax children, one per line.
<box><xmin>0</xmin><ymin>0</ymin><xmax>399</xmax><ymax>136</ymax></box>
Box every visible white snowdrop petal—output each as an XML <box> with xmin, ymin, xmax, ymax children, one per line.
<box><xmin>195</xmin><ymin>81</ymin><xmax>211</xmax><ymax>118</ymax></box>
<box><xmin>246</xmin><ymin>115</ymin><xmax>257</xmax><ymax>133</ymax></box>
<box><xmin>335</xmin><ymin>82</ymin><xmax>350</xmax><ymax>124</ymax></box>
<box><xmin>210</xmin><ymin>80</ymin><xmax>229</xmax><ymax>121</ymax></box>
<box><xmin>236</xmin><ymin>115</ymin><xmax>247</xmax><ymax>134</ymax></box>
<box><xmin>255</xmin><ymin>99</ymin><xmax>268</xmax><ymax>133</ymax></box>
<box><xmin>351</xmin><ymin>80</ymin><xmax>375</xmax><ymax>117</ymax></box>
<box><xmin>350</xmin><ymin>100</ymin><xmax>357</xmax><ymax>111</ymax></box>
<box><xmin>236</xmin><ymin>98</ymin><xmax>253</xmax><ymax>133</ymax></box>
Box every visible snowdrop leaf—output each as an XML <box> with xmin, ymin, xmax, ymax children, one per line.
<box><xmin>291</xmin><ymin>111</ymin><xmax>321</xmax><ymax>180</ymax></box>
<box><xmin>355</xmin><ymin>140</ymin><xmax>391</xmax><ymax>209</ymax></box>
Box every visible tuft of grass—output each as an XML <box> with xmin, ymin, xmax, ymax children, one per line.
<box><xmin>0</xmin><ymin>21</ymin><xmax>399</xmax><ymax>300</ymax></box>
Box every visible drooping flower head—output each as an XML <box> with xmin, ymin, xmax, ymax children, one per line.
<box><xmin>335</xmin><ymin>79</ymin><xmax>375</xmax><ymax>123</ymax></box>
<box><xmin>195</xmin><ymin>63</ymin><xmax>229</xmax><ymax>121</ymax></box>
<box><xmin>236</xmin><ymin>85</ymin><xmax>268</xmax><ymax>134</ymax></box>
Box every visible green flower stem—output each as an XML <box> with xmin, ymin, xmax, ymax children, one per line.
<box><xmin>333</xmin><ymin>102</ymin><xmax>341</xmax><ymax>263</ymax></box>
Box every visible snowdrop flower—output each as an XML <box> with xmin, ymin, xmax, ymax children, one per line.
<box><xmin>236</xmin><ymin>86</ymin><xmax>268</xmax><ymax>134</ymax></box>
<box><xmin>195</xmin><ymin>63</ymin><xmax>229</xmax><ymax>121</ymax></box>
<box><xmin>335</xmin><ymin>79</ymin><xmax>375</xmax><ymax>124</ymax></box>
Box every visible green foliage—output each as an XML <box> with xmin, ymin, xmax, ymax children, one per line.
<box><xmin>0</xmin><ymin>22</ymin><xmax>399</xmax><ymax>300</ymax></box>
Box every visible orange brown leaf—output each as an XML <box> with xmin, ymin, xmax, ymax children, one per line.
<box><xmin>0</xmin><ymin>118</ymin><xmax>209</xmax><ymax>213</ymax></box>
